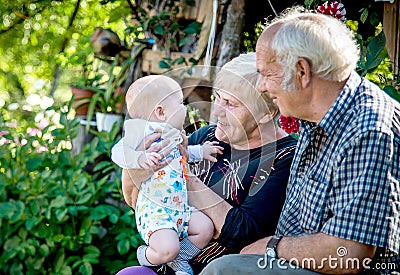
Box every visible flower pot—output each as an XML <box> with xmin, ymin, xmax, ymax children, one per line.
<box><xmin>71</xmin><ymin>86</ymin><xmax>96</xmax><ymax>116</ymax></box>
<box><xmin>96</xmin><ymin>112</ymin><xmax>123</xmax><ymax>132</ymax></box>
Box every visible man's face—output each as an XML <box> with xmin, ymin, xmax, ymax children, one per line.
<box><xmin>255</xmin><ymin>31</ymin><xmax>306</xmax><ymax>119</ymax></box>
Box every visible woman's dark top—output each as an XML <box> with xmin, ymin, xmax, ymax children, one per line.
<box><xmin>155</xmin><ymin>125</ymin><xmax>297</xmax><ymax>274</ymax></box>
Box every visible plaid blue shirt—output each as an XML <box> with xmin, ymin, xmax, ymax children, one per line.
<box><xmin>276</xmin><ymin>71</ymin><xmax>400</xmax><ymax>271</ymax></box>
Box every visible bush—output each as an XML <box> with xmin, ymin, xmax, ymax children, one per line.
<box><xmin>0</xmin><ymin>99</ymin><xmax>142</xmax><ymax>274</ymax></box>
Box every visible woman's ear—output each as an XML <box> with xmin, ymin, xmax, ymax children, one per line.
<box><xmin>154</xmin><ymin>105</ymin><xmax>166</xmax><ymax>121</ymax></box>
<box><xmin>296</xmin><ymin>57</ymin><xmax>312</xmax><ymax>88</ymax></box>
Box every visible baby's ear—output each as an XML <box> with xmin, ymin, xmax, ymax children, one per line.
<box><xmin>154</xmin><ymin>105</ymin><xmax>166</xmax><ymax>121</ymax></box>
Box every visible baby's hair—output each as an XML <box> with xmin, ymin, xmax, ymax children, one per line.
<box><xmin>126</xmin><ymin>75</ymin><xmax>182</xmax><ymax>119</ymax></box>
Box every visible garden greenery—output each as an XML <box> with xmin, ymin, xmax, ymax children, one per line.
<box><xmin>0</xmin><ymin>99</ymin><xmax>142</xmax><ymax>274</ymax></box>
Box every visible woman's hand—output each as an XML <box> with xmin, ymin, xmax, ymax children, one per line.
<box><xmin>177</xmin><ymin>130</ymin><xmax>189</xmax><ymax>160</ymax></box>
<box><xmin>121</xmin><ymin>132</ymin><xmax>173</xmax><ymax>208</ymax></box>
<box><xmin>136</xmin><ymin>132</ymin><xmax>173</xmax><ymax>173</ymax></box>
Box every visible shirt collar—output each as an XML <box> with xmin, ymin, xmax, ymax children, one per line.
<box><xmin>317</xmin><ymin>71</ymin><xmax>362</xmax><ymax>136</ymax></box>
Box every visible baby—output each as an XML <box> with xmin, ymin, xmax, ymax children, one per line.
<box><xmin>111</xmin><ymin>75</ymin><xmax>222</xmax><ymax>275</ymax></box>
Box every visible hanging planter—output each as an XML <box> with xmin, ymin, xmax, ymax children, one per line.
<box><xmin>71</xmin><ymin>86</ymin><xmax>96</xmax><ymax>116</ymax></box>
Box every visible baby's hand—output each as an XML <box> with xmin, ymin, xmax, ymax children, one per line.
<box><xmin>202</xmin><ymin>141</ymin><xmax>224</xmax><ymax>162</ymax></box>
<box><xmin>138</xmin><ymin>152</ymin><xmax>162</xmax><ymax>171</ymax></box>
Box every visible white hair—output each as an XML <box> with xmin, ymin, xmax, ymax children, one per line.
<box><xmin>268</xmin><ymin>7</ymin><xmax>360</xmax><ymax>91</ymax></box>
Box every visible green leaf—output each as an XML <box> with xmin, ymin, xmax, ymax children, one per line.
<box><xmin>39</xmin><ymin>244</ymin><xmax>50</xmax><ymax>257</ymax></box>
<box><xmin>0</xmin><ymin>202</ymin><xmax>17</xmax><ymax>219</ymax></box>
<box><xmin>53</xmin><ymin>234</ymin><xmax>64</xmax><ymax>242</ymax></box>
<box><xmin>55</xmin><ymin>208</ymin><xmax>68</xmax><ymax>222</ymax></box>
<box><xmin>68</xmin><ymin>205</ymin><xmax>89</xmax><ymax>216</ymax></box>
<box><xmin>10</xmin><ymin>201</ymin><xmax>25</xmax><ymax>223</ymax></box>
<box><xmin>25</xmin><ymin>244</ymin><xmax>36</xmax><ymax>256</ymax></box>
<box><xmin>93</xmin><ymin>161</ymin><xmax>111</xmax><ymax>172</ymax></box>
<box><xmin>26</xmin><ymin>157</ymin><xmax>42</xmax><ymax>171</ymax></box>
<box><xmin>117</xmin><ymin>239</ymin><xmax>130</xmax><ymax>255</ymax></box>
<box><xmin>384</xmin><ymin>85</ymin><xmax>400</xmax><ymax>102</ymax></box>
<box><xmin>75</xmin><ymin>193</ymin><xmax>93</xmax><ymax>205</ymax></box>
<box><xmin>30</xmin><ymin>201</ymin><xmax>40</xmax><ymax>216</ymax></box>
<box><xmin>50</xmin><ymin>196</ymin><xmax>67</xmax><ymax>208</ymax></box>
<box><xmin>360</xmin><ymin>8</ymin><xmax>368</xmax><ymax>24</ymax></box>
<box><xmin>79</xmin><ymin>261</ymin><xmax>93</xmax><ymax>275</ymax></box>
<box><xmin>365</xmin><ymin>57</ymin><xmax>382</xmax><ymax>73</ymax></box>
<box><xmin>4</xmin><ymin>236</ymin><xmax>21</xmax><ymax>251</ymax></box>
<box><xmin>179</xmin><ymin>36</ymin><xmax>192</xmax><ymax>47</ymax></box>
<box><xmin>83</xmin><ymin>245</ymin><xmax>100</xmax><ymax>264</ymax></box>
<box><xmin>366</xmin><ymin>32</ymin><xmax>386</xmax><ymax>64</ymax></box>
<box><xmin>10</xmin><ymin>262</ymin><xmax>23</xmax><ymax>273</ymax></box>
<box><xmin>183</xmin><ymin>22</ymin><xmax>202</xmax><ymax>34</ymax></box>
<box><xmin>84</xmin><ymin>245</ymin><xmax>100</xmax><ymax>255</ymax></box>
<box><xmin>175</xmin><ymin>56</ymin><xmax>186</xmax><ymax>65</ymax></box>
<box><xmin>25</xmin><ymin>216</ymin><xmax>42</xmax><ymax>230</ymax></box>
<box><xmin>90</xmin><ymin>205</ymin><xmax>108</xmax><ymax>220</ymax></box>
<box><xmin>18</xmin><ymin>227</ymin><xmax>28</xmax><ymax>240</ymax></box>
<box><xmin>83</xmin><ymin>253</ymin><xmax>100</xmax><ymax>264</ymax></box>
<box><xmin>304</xmin><ymin>0</ymin><xmax>314</xmax><ymax>9</ymax></box>
<box><xmin>159</xmin><ymin>60</ymin><xmax>170</xmax><ymax>69</ymax></box>
<box><xmin>154</xmin><ymin>25</ymin><xmax>164</xmax><ymax>35</ymax></box>
<box><xmin>109</xmin><ymin>213</ymin><xmax>119</xmax><ymax>224</ymax></box>
<box><xmin>54</xmin><ymin>248</ymin><xmax>65</xmax><ymax>272</ymax></box>
<box><xmin>3</xmin><ymin>249</ymin><xmax>18</xmax><ymax>261</ymax></box>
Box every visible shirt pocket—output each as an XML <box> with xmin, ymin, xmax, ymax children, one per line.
<box><xmin>298</xmin><ymin>174</ymin><xmax>329</xmax><ymax>233</ymax></box>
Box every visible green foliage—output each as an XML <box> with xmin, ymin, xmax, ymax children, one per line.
<box><xmin>158</xmin><ymin>56</ymin><xmax>198</xmax><ymax>73</ymax></box>
<box><xmin>0</xmin><ymin>0</ymin><xmax>130</xmax><ymax>102</ymax></box>
<box><xmin>0</xmin><ymin>99</ymin><xmax>142</xmax><ymax>274</ymax></box>
<box><xmin>357</xmin><ymin>31</ymin><xmax>387</xmax><ymax>76</ymax></box>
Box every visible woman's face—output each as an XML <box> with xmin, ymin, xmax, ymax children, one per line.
<box><xmin>213</xmin><ymin>90</ymin><xmax>260</xmax><ymax>148</ymax></box>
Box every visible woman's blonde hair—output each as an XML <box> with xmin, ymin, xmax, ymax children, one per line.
<box><xmin>215</xmin><ymin>52</ymin><xmax>279</xmax><ymax>118</ymax></box>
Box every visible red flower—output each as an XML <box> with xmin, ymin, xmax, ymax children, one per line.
<box><xmin>279</xmin><ymin>116</ymin><xmax>300</xmax><ymax>134</ymax></box>
<box><xmin>316</xmin><ymin>1</ymin><xmax>346</xmax><ymax>22</ymax></box>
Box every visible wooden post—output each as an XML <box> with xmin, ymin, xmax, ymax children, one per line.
<box><xmin>382</xmin><ymin>0</ymin><xmax>400</xmax><ymax>74</ymax></box>
<box><xmin>71</xmin><ymin>117</ymin><xmax>95</xmax><ymax>156</ymax></box>
<box><xmin>216</xmin><ymin>0</ymin><xmax>247</xmax><ymax>68</ymax></box>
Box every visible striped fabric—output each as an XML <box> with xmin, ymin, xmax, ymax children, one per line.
<box><xmin>276</xmin><ymin>71</ymin><xmax>400</xmax><ymax>273</ymax></box>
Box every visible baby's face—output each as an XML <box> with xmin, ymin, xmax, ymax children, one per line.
<box><xmin>162</xmin><ymin>90</ymin><xmax>186</xmax><ymax>130</ymax></box>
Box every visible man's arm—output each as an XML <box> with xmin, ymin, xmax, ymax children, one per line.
<box><xmin>241</xmin><ymin>233</ymin><xmax>376</xmax><ymax>274</ymax></box>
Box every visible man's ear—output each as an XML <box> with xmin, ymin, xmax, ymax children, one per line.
<box><xmin>296</xmin><ymin>57</ymin><xmax>312</xmax><ymax>88</ymax></box>
<box><xmin>154</xmin><ymin>105</ymin><xmax>166</xmax><ymax>121</ymax></box>
<box><xmin>259</xmin><ymin>113</ymin><xmax>274</xmax><ymax>124</ymax></box>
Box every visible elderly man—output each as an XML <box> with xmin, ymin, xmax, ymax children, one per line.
<box><xmin>200</xmin><ymin>6</ymin><xmax>400</xmax><ymax>275</ymax></box>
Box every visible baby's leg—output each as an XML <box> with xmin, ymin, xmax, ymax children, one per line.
<box><xmin>168</xmin><ymin>211</ymin><xmax>214</xmax><ymax>274</ymax></box>
<box><xmin>142</xmin><ymin>229</ymin><xmax>180</xmax><ymax>265</ymax></box>
<box><xmin>187</xmin><ymin>210</ymin><xmax>214</xmax><ymax>249</ymax></box>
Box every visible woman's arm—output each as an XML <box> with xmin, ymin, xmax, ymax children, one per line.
<box><xmin>187</xmin><ymin>176</ymin><xmax>233</xmax><ymax>238</ymax></box>
<box><xmin>122</xmin><ymin>169</ymin><xmax>147</xmax><ymax>208</ymax></box>
<box><xmin>189</xmin><ymin>149</ymin><xmax>293</xmax><ymax>251</ymax></box>
<box><xmin>217</xmin><ymin>160</ymin><xmax>289</xmax><ymax>251</ymax></box>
